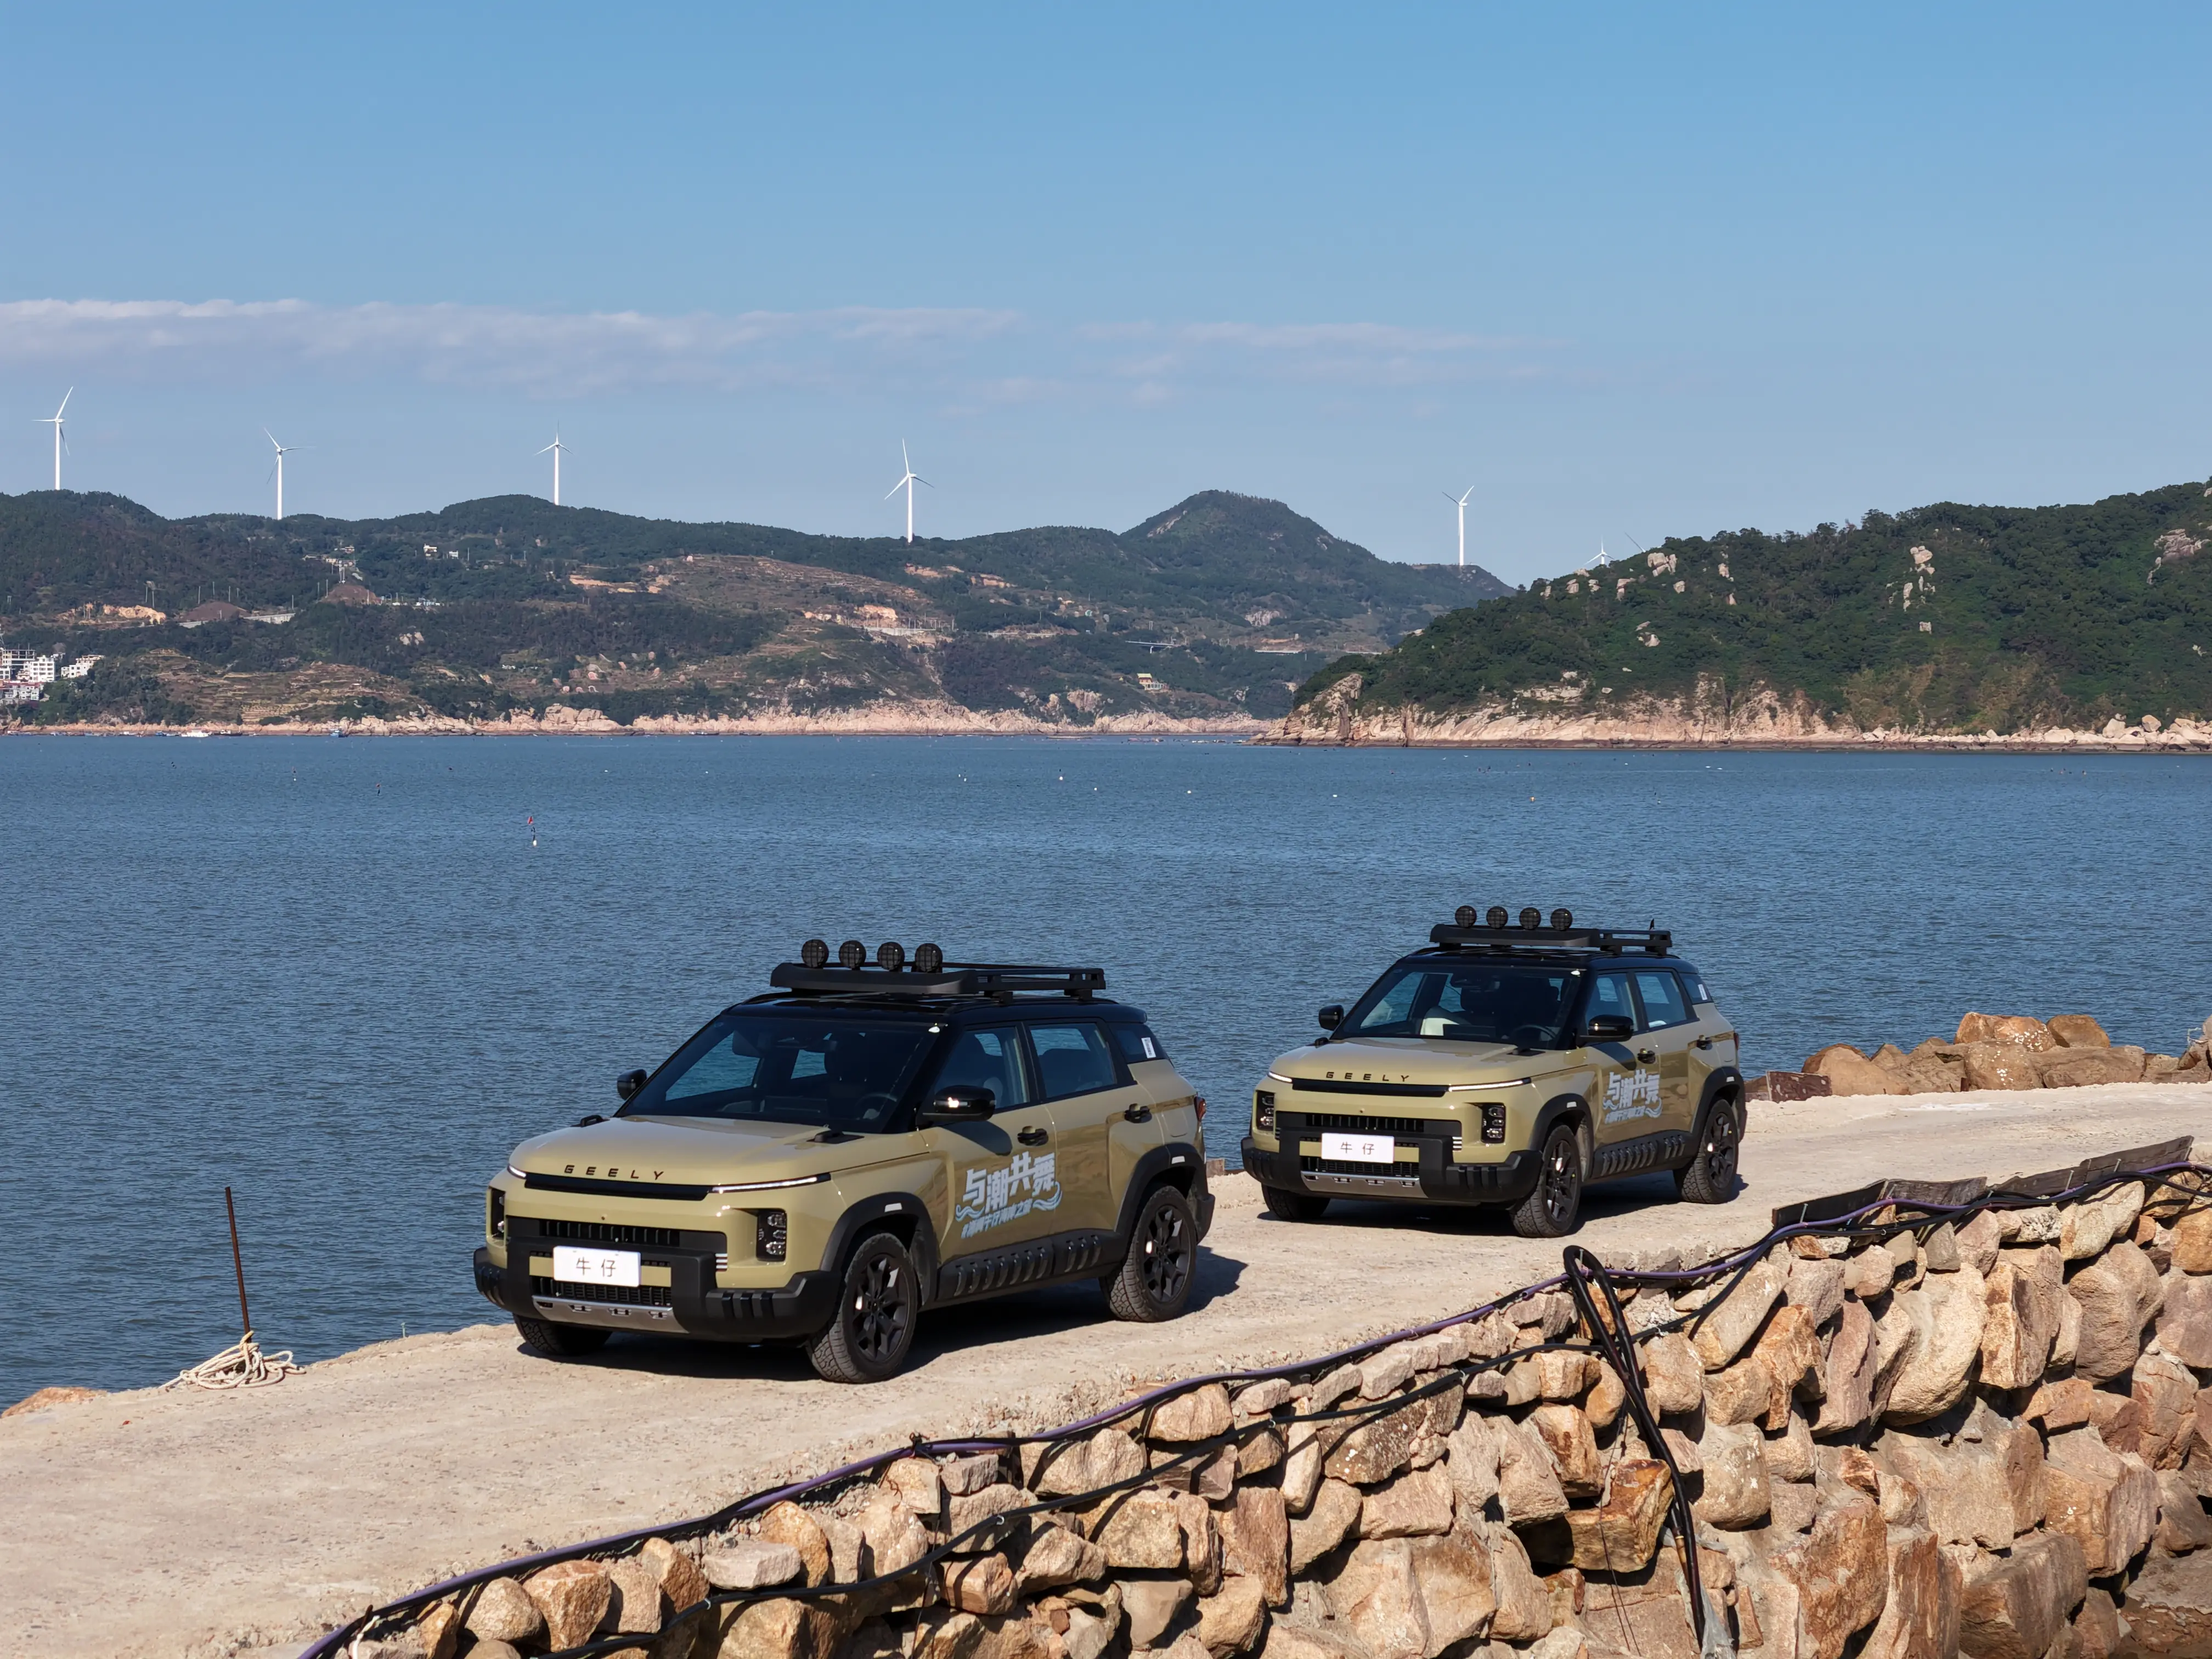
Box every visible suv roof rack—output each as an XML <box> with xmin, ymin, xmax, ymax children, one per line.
<box><xmin>1427</xmin><ymin>922</ymin><xmax>1672</xmax><ymax>957</ymax></box>
<box><xmin>768</xmin><ymin>961</ymin><xmax>1108</xmax><ymax>1002</ymax></box>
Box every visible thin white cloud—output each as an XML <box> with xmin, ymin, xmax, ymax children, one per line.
<box><xmin>0</xmin><ymin>297</ymin><xmax>1572</xmax><ymax>399</ymax></box>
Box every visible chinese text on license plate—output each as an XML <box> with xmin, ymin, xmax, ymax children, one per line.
<box><xmin>1321</xmin><ymin>1131</ymin><xmax>1396</xmax><ymax>1166</ymax></box>
<box><xmin>552</xmin><ymin>1245</ymin><xmax>641</xmax><ymax>1287</ymax></box>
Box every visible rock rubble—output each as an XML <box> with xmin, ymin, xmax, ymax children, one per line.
<box><xmin>337</xmin><ymin>1164</ymin><xmax>2212</xmax><ymax>1659</ymax></box>
<box><xmin>1753</xmin><ymin>1013</ymin><xmax>2212</xmax><ymax>1102</ymax></box>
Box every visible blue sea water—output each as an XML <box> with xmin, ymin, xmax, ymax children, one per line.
<box><xmin>3</xmin><ymin>734</ymin><xmax>2207</xmax><ymax>1401</ymax></box>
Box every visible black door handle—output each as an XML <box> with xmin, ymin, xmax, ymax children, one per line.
<box><xmin>1694</xmin><ymin>1036</ymin><xmax>1714</xmax><ymax>1050</ymax></box>
<box><xmin>1636</xmin><ymin>1048</ymin><xmax>1657</xmax><ymax>1064</ymax></box>
<box><xmin>1018</xmin><ymin>1125</ymin><xmax>1050</xmax><ymax>1147</ymax></box>
<box><xmin>1123</xmin><ymin>1103</ymin><xmax>1152</xmax><ymax>1123</ymax></box>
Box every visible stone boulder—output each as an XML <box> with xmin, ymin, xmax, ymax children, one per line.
<box><xmin>1152</xmin><ymin>1385</ymin><xmax>1233</xmax><ymax>1443</ymax></box>
<box><xmin>1217</xmin><ymin>1486</ymin><xmax>1290</xmax><ymax>1606</ymax></box>
<box><xmin>2155</xmin><ymin>1468</ymin><xmax>2212</xmax><ymax>1554</ymax></box>
<box><xmin>1527</xmin><ymin>1404</ymin><xmax>1602</xmax><ymax>1499</ymax></box>
<box><xmin>1956</xmin><ymin>1533</ymin><xmax>2087</xmax><ymax>1659</ymax></box>
<box><xmin>1026</xmin><ymin>1429</ymin><xmax>1147</xmax><ymax>1497</ymax></box>
<box><xmin>2038</xmin><ymin>1048</ymin><xmax>2146</xmax><ymax>1089</ymax></box>
<box><xmin>463</xmin><ymin>1578</ymin><xmax>544</xmax><ymax>1646</ymax></box>
<box><xmin>1536</xmin><ymin>1459</ymin><xmax>1673</xmax><ymax>1571</ymax></box>
<box><xmin>1085</xmin><ymin>1490</ymin><xmax>1189</xmax><ymax>1572</ymax></box>
<box><xmin>524</xmin><ymin>1561</ymin><xmax>613</xmax><ymax>1652</ymax></box>
<box><xmin>2047</xmin><ymin>1015</ymin><xmax>2112</xmax><ymax>1048</ymax></box>
<box><xmin>760</xmin><ymin>1503</ymin><xmax>834</xmax><ymax>1585</ymax></box>
<box><xmin>2159</xmin><ymin>1269</ymin><xmax>2212</xmax><ymax>1367</ymax></box>
<box><xmin>1770</xmin><ymin>1494</ymin><xmax>1889</xmax><ymax>1659</ymax></box>
<box><xmin>1638</xmin><ymin>1332</ymin><xmax>1706</xmax><ymax>1415</ymax></box>
<box><xmin>1691</xmin><ymin>1256</ymin><xmax>1788</xmax><ymax>1370</ymax></box>
<box><xmin>1960</xmin><ymin>1046</ymin><xmax>2041</xmax><ymax>1091</ymax></box>
<box><xmin>2117</xmin><ymin>1550</ymin><xmax>2212</xmax><ymax>1659</ymax></box>
<box><xmin>943</xmin><ymin>1555</ymin><xmax>1017</xmax><ymax>1616</ymax></box>
<box><xmin>1978</xmin><ymin>1258</ymin><xmax>2057</xmax><ymax>1390</ymax></box>
<box><xmin>1194</xmin><ymin>1579</ymin><xmax>1268</xmax><ymax>1657</ymax></box>
<box><xmin>1859</xmin><ymin>1526</ymin><xmax>1962</xmax><ymax>1659</ymax></box>
<box><xmin>1121</xmin><ymin>1577</ymin><xmax>1194</xmax><ymax>1649</ymax></box>
<box><xmin>2172</xmin><ymin>1205</ymin><xmax>2212</xmax><ymax>1274</ymax></box>
<box><xmin>1694</xmin><ymin>1421</ymin><xmax>1771</xmax><ymax>1530</ymax></box>
<box><xmin>1494</xmin><ymin>1418</ymin><xmax>1569</xmax><ymax>1525</ymax></box>
<box><xmin>1956</xmin><ymin>1014</ymin><xmax>2056</xmax><ymax>1051</ymax></box>
<box><xmin>1815</xmin><ymin>1299</ymin><xmax>1878</xmax><ymax>1436</ymax></box>
<box><xmin>1357</xmin><ymin>1466</ymin><xmax>1455</xmax><ymax>1538</ymax></box>
<box><xmin>2043</xmin><ymin>1426</ymin><xmax>2158</xmax><ymax>1575</ymax></box>
<box><xmin>1813</xmin><ymin>1049</ymin><xmax>1909</xmax><ymax>1097</ymax></box>
<box><xmin>2068</xmin><ymin>1265</ymin><xmax>2145</xmax><ymax>1380</ymax></box>
<box><xmin>1881</xmin><ymin>1265</ymin><xmax>1987</xmax><ymax>1424</ymax></box>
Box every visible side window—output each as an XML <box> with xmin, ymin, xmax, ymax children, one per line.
<box><xmin>1631</xmin><ymin>971</ymin><xmax>1692</xmax><ymax>1030</ymax></box>
<box><xmin>1113</xmin><ymin>1024</ymin><xmax>1165</xmax><ymax>1063</ymax></box>
<box><xmin>1587</xmin><ymin>973</ymin><xmax>1635</xmax><ymax>1026</ymax></box>
<box><xmin>928</xmin><ymin>1029</ymin><xmax>1031</xmax><ymax>1108</ymax></box>
<box><xmin>1028</xmin><ymin>1023</ymin><xmax>1120</xmax><ymax>1100</ymax></box>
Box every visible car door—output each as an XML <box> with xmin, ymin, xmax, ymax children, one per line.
<box><xmin>919</xmin><ymin>1025</ymin><xmax>1067</xmax><ymax>1257</ymax></box>
<box><xmin>1584</xmin><ymin>969</ymin><xmax>1657</xmax><ymax>1145</ymax></box>
<box><xmin>1629</xmin><ymin>968</ymin><xmax>1700</xmax><ymax>1137</ymax></box>
<box><xmin>1020</xmin><ymin>1020</ymin><xmax>1128</xmax><ymax>1237</ymax></box>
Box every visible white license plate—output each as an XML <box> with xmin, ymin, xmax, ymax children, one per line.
<box><xmin>552</xmin><ymin>1245</ymin><xmax>641</xmax><ymax>1287</ymax></box>
<box><xmin>1322</xmin><ymin>1131</ymin><xmax>1397</xmax><ymax>1165</ymax></box>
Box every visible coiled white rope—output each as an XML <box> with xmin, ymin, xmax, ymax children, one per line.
<box><xmin>163</xmin><ymin>1329</ymin><xmax>302</xmax><ymax>1390</ymax></box>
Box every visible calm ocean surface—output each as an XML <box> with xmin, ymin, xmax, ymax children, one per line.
<box><xmin>4</xmin><ymin>735</ymin><xmax>2207</xmax><ymax>1400</ymax></box>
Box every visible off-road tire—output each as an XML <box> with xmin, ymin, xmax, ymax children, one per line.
<box><xmin>807</xmin><ymin>1231</ymin><xmax>920</xmax><ymax>1384</ymax></box>
<box><xmin>1675</xmin><ymin>1097</ymin><xmax>1743</xmax><ymax>1204</ymax></box>
<box><xmin>1106</xmin><ymin>1184</ymin><xmax>1198</xmax><ymax>1322</ymax></box>
<box><xmin>1261</xmin><ymin>1184</ymin><xmax>1330</xmax><ymax>1222</ymax></box>
<box><xmin>1509</xmin><ymin>1124</ymin><xmax>1585</xmax><ymax>1238</ymax></box>
<box><xmin>513</xmin><ymin>1315</ymin><xmax>611</xmax><ymax>1357</ymax></box>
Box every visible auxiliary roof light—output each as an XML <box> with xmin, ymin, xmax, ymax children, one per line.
<box><xmin>838</xmin><ymin>939</ymin><xmax>867</xmax><ymax>968</ymax></box>
<box><xmin>1455</xmin><ymin>905</ymin><xmax>1477</xmax><ymax>927</ymax></box>
<box><xmin>877</xmin><ymin>941</ymin><xmax>906</xmax><ymax>971</ymax></box>
<box><xmin>1550</xmin><ymin>907</ymin><xmax>1574</xmax><ymax>930</ymax></box>
<box><xmin>1519</xmin><ymin>907</ymin><xmax>1542</xmax><ymax>929</ymax></box>
<box><xmin>800</xmin><ymin>938</ymin><xmax>830</xmax><ymax>969</ymax></box>
<box><xmin>1486</xmin><ymin>905</ymin><xmax>1509</xmax><ymax>927</ymax></box>
<box><xmin>915</xmin><ymin>942</ymin><xmax>945</xmax><ymax>974</ymax></box>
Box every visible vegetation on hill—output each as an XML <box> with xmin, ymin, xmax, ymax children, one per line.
<box><xmin>1296</xmin><ymin>481</ymin><xmax>2212</xmax><ymax>733</ymax></box>
<box><xmin>0</xmin><ymin>488</ymin><xmax>1509</xmax><ymax>727</ymax></box>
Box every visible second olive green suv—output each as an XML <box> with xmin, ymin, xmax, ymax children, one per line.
<box><xmin>1240</xmin><ymin>909</ymin><xmax>1743</xmax><ymax>1237</ymax></box>
<box><xmin>475</xmin><ymin>941</ymin><xmax>1213</xmax><ymax>1383</ymax></box>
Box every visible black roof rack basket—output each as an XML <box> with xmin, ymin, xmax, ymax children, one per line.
<box><xmin>1428</xmin><ymin>922</ymin><xmax>1672</xmax><ymax>956</ymax></box>
<box><xmin>769</xmin><ymin>961</ymin><xmax>1106</xmax><ymax>1001</ymax></box>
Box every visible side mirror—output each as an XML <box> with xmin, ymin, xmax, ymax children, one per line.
<box><xmin>919</xmin><ymin>1085</ymin><xmax>996</xmax><ymax>1125</ymax></box>
<box><xmin>1317</xmin><ymin>1005</ymin><xmax>1344</xmax><ymax>1031</ymax></box>
<box><xmin>1583</xmin><ymin>1014</ymin><xmax>1635</xmax><ymax>1042</ymax></box>
<box><xmin>616</xmin><ymin>1069</ymin><xmax>648</xmax><ymax>1102</ymax></box>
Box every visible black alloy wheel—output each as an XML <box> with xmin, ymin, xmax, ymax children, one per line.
<box><xmin>512</xmin><ymin>1315</ymin><xmax>612</xmax><ymax>1358</ymax></box>
<box><xmin>1105</xmin><ymin>1184</ymin><xmax>1198</xmax><ymax>1322</ymax></box>
<box><xmin>1262</xmin><ymin>1184</ymin><xmax>1330</xmax><ymax>1222</ymax></box>
<box><xmin>807</xmin><ymin>1232</ymin><xmax>920</xmax><ymax>1384</ymax></box>
<box><xmin>1675</xmin><ymin>1098</ymin><xmax>1742</xmax><ymax>1204</ymax></box>
<box><xmin>1509</xmin><ymin>1124</ymin><xmax>1584</xmax><ymax>1238</ymax></box>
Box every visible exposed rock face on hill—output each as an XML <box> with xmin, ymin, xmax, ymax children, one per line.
<box><xmin>1274</xmin><ymin>481</ymin><xmax>2212</xmax><ymax>747</ymax></box>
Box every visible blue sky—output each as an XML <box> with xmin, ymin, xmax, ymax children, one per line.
<box><xmin>2</xmin><ymin>3</ymin><xmax>2207</xmax><ymax>582</ymax></box>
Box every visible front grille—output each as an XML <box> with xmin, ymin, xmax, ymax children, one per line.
<box><xmin>532</xmin><ymin>1218</ymin><xmax>683</xmax><ymax>1249</ymax></box>
<box><xmin>1282</xmin><ymin>1110</ymin><xmax>1440</xmax><ymax>1137</ymax></box>
<box><xmin>531</xmin><ymin>1276</ymin><xmax>673</xmax><ymax>1307</ymax></box>
<box><xmin>1301</xmin><ymin>1155</ymin><xmax>1420</xmax><ymax>1177</ymax></box>
<box><xmin>1290</xmin><ymin>1078</ymin><xmax>1449</xmax><ymax>1097</ymax></box>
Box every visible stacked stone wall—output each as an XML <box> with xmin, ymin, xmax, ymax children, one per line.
<box><xmin>324</xmin><ymin>1153</ymin><xmax>2212</xmax><ymax>1659</ymax></box>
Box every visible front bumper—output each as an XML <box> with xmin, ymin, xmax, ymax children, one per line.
<box><xmin>1240</xmin><ymin>1137</ymin><xmax>1542</xmax><ymax>1207</ymax></box>
<box><xmin>473</xmin><ymin>1243</ymin><xmax>839</xmax><ymax>1343</ymax></box>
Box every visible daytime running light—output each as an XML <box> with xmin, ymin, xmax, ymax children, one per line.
<box><xmin>708</xmin><ymin>1173</ymin><xmax>832</xmax><ymax>1194</ymax></box>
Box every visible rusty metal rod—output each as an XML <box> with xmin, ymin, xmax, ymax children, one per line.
<box><xmin>224</xmin><ymin>1187</ymin><xmax>251</xmax><ymax>1338</ymax></box>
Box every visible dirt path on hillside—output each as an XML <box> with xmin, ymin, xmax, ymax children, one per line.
<box><xmin>4</xmin><ymin>1083</ymin><xmax>2202</xmax><ymax>1659</ymax></box>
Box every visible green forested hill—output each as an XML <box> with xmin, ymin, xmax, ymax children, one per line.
<box><xmin>1296</xmin><ymin>481</ymin><xmax>2212</xmax><ymax>733</ymax></box>
<box><xmin>0</xmin><ymin>488</ymin><xmax>1509</xmax><ymax>726</ymax></box>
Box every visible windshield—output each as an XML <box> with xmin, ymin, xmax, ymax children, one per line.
<box><xmin>621</xmin><ymin>1013</ymin><xmax>939</xmax><ymax>1132</ymax></box>
<box><xmin>1343</xmin><ymin>962</ymin><xmax>1579</xmax><ymax>1047</ymax></box>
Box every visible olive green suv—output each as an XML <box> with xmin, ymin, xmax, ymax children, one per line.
<box><xmin>474</xmin><ymin>941</ymin><xmax>1214</xmax><ymax>1383</ymax></box>
<box><xmin>1240</xmin><ymin>909</ymin><xmax>1743</xmax><ymax>1237</ymax></box>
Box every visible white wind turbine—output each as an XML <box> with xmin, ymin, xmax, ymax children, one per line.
<box><xmin>537</xmin><ymin>430</ymin><xmax>571</xmax><ymax>506</ymax></box>
<box><xmin>40</xmin><ymin>390</ymin><xmax>72</xmax><ymax>490</ymax></box>
<box><xmin>265</xmin><ymin>430</ymin><xmax>306</xmax><ymax>520</ymax></box>
<box><xmin>885</xmin><ymin>440</ymin><xmax>930</xmax><ymax>544</ymax></box>
<box><xmin>1442</xmin><ymin>485</ymin><xmax>1475</xmax><ymax>568</ymax></box>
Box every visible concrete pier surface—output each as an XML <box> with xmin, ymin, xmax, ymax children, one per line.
<box><xmin>4</xmin><ymin>1080</ymin><xmax>2203</xmax><ymax>1659</ymax></box>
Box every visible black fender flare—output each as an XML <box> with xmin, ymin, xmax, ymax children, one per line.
<box><xmin>1532</xmin><ymin>1093</ymin><xmax>1593</xmax><ymax>1175</ymax></box>
<box><xmin>1110</xmin><ymin>1142</ymin><xmax>1207</xmax><ymax>1251</ymax></box>
<box><xmin>819</xmin><ymin>1190</ymin><xmax>944</xmax><ymax>1306</ymax></box>
<box><xmin>1686</xmin><ymin>1069</ymin><xmax>1745</xmax><ymax>1158</ymax></box>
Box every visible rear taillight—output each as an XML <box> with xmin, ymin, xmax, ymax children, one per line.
<box><xmin>1193</xmin><ymin>1094</ymin><xmax>1207</xmax><ymax>1122</ymax></box>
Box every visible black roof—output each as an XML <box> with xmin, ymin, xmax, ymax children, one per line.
<box><xmin>1425</xmin><ymin>920</ymin><xmax>1673</xmax><ymax>957</ymax></box>
<box><xmin>744</xmin><ymin>957</ymin><xmax>1127</xmax><ymax>1015</ymax></box>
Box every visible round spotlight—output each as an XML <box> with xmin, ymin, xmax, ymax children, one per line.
<box><xmin>838</xmin><ymin>938</ymin><xmax>866</xmax><ymax>968</ymax></box>
<box><xmin>1486</xmin><ymin>905</ymin><xmax>1509</xmax><ymax>928</ymax></box>
<box><xmin>800</xmin><ymin>938</ymin><xmax>830</xmax><ymax>969</ymax></box>
<box><xmin>915</xmin><ymin>942</ymin><xmax>944</xmax><ymax>974</ymax></box>
<box><xmin>1550</xmin><ymin>907</ymin><xmax>1573</xmax><ymax>930</ymax></box>
<box><xmin>1518</xmin><ymin>906</ymin><xmax>1542</xmax><ymax>929</ymax></box>
<box><xmin>1454</xmin><ymin>905</ymin><xmax>1476</xmax><ymax>927</ymax></box>
<box><xmin>877</xmin><ymin>941</ymin><xmax>906</xmax><ymax>972</ymax></box>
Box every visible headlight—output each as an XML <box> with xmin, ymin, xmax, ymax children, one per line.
<box><xmin>487</xmin><ymin>1187</ymin><xmax>507</xmax><ymax>1239</ymax></box>
<box><xmin>757</xmin><ymin>1210</ymin><xmax>788</xmax><ymax>1261</ymax></box>
<box><xmin>1254</xmin><ymin>1090</ymin><xmax>1276</xmax><ymax>1132</ymax></box>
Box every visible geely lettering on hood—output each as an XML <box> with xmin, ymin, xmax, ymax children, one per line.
<box><xmin>508</xmin><ymin>1115</ymin><xmax>839</xmax><ymax>1189</ymax></box>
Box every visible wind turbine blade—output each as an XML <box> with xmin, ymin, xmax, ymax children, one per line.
<box><xmin>914</xmin><ymin>476</ymin><xmax>933</xmax><ymax>488</ymax></box>
<box><xmin>902</xmin><ymin>440</ymin><xmax>911</xmax><ymax>470</ymax></box>
<box><xmin>885</xmin><ymin>481</ymin><xmax>906</xmax><ymax>499</ymax></box>
<box><xmin>537</xmin><ymin>442</ymin><xmax>556</xmax><ymax>455</ymax></box>
<box><xmin>56</xmin><ymin>388</ymin><xmax>72</xmax><ymax>418</ymax></box>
